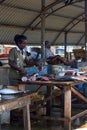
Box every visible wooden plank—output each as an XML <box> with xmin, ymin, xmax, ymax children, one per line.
<box><xmin>18</xmin><ymin>80</ymin><xmax>74</xmax><ymax>86</ymax></box>
<box><xmin>31</xmin><ymin>115</ymin><xmax>69</xmax><ymax>121</ymax></box>
<box><xmin>23</xmin><ymin>105</ymin><xmax>31</xmax><ymax>130</ymax></box>
<box><xmin>0</xmin><ymin>95</ymin><xmax>31</xmax><ymax>114</ymax></box>
<box><xmin>19</xmin><ymin>83</ymin><xmax>25</xmax><ymax>91</ymax></box>
<box><xmin>0</xmin><ymin>94</ymin><xmax>31</xmax><ymax>130</ymax></box>
<box><xmin>71</xmin><ymin>110</ymin><xmax>87</xmax><ymax>120</ymax></box>
<box><xmin>71</xmin><ymin>87</ymin><xmax>87</xmax><ymax>103</ymax></box>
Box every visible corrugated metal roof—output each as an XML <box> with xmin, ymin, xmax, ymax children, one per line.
<box><xmin>0</xmin><ymin>0</ymin><xmax>86</xmax><ymax>46</ymax></box>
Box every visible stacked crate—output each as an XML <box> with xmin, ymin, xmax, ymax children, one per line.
<box><xmin>73</xmin><ymin>49</ymin><xmax>86</xmax><ymax>61</ymax></box>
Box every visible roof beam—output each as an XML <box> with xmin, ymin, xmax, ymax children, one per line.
<box><xmin>22</xmin><ymin>14</ymin><xmax>41</xmax><ymax>35</ymax></box>
<box><xmin>1</xmin><ymin>1</ymin><xmax>83</xmax><ymax>34</ymax></box>
<box><xmin>0</xmin><ymin>41</ymin><xmax>84</xmax><ymax>46</ymax></box>
<box><xmin>0</xmin><ymin>0</ymin><xmax>5</xmax><ymax>4</ymax></box>
<box><xmin>22</xmin><ymin>0</ymin><xmax>63</xmax><ymax>34</ymax></box>
<box><xmin>32</xmin><ymin>0</ymin><xmax>83</xmax><ymax>30</ymax></box>
<box><xmin>0</xmin><ymin>23</ymin><xmax>84</xmax><ymax>33</ymax></box>
<box><xmin>52</xmin><ymin>12</ymin><xmax>84</xmax><ymax>43</ymax></box>
<box><xmin>0</xmin><ymin>1</ymin><xmax>73</xmax><ymax>35</ymax></box>
<box><xmin>76</xmin><ymin>33</ymin><xmax>85</xmax><ymax>45</ymax></box>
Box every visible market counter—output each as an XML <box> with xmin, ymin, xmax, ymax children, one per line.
<box><xmin>18</xmin><ymin>80</ymin><xmax>87</xmax><ymax>130</ymax></box>
<box><xmin>0</xmin><ymin>92</ymin><xmax>31</xmax><ymax>130</ymax></box>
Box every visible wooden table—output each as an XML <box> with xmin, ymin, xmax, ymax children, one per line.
<box><xmin>18</xmin><ymin>80</ymin><xmax>87</xmax><ymax>130</ymax></box>
<box><xmin>0</xmin><ymin>94</ymin><xmax>31</xmax><ymax>130</ymax></box>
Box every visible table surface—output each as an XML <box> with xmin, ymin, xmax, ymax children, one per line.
<box><xmin>0</xmin><ymin>93</ymin><xmax>31</xmax><ymax>130</ymax></box>
<box><xmin>18</xmin><ymin>79</ymin><xmax>84</xmax><ymax>87</ymax></box>
<box><xmin>0</xmin><ymin>93</ymin><xmax>31</xmax><ymax>114</ymax></box>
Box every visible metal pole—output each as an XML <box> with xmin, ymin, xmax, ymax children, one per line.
<box><xmin>64</xmin><ymin>32</ymin><xmax>67</xmax><ymax>59</ymax></box>
<box><xmin>41</xmin><ymin>0</ymin><xmax>46</xmax><ymax>60</ymax></box>
<box><xmin>85</xmin><ymin>0</ymin><xmax>87</xmax><ymax>61</ymax></box>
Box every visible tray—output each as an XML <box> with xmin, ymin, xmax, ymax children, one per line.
<box><xmin>0</xmin><ymin>88</ymin><xmax>30</xmax><ymax>100</ymax></box>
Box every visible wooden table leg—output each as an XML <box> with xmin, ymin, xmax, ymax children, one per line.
<box><xmin>64</xmin><ymin>86</ymin><xmax>72</xmax><ymax>130</ymax></box>
<box><xmin>23</xmin><ymin>104</ymin><xmax>31</xmax><ymax>130</ymax></box>
<box><xmin>19</xmin><ymin>84</ymin><xmax>25</xmax><ymax>91</ymax></box>
<box><xmin>46</xmin><ymin>86</ymin><xmax>52</xmax><ymax>116</ymax></box>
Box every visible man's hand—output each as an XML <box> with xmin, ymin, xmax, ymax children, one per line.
<box><xmin>19</xmin><ymin>68</ymin><xmax>26</xmax><ymax>76</ymax></box>
<box><xmin>36</xmin><ymin>62</ymin><xmax>43</xmax><ymax>71</ymax></box>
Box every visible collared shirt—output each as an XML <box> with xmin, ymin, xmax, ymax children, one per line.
<box><xmin>8</xmin><ymin>47</ymin><xmax>27</xmax><ymax>80</ymax></box>
<box><xmin>16</xmin><ymin>46</ymin><xmax>26</xmax><ymax>59</ymax></box>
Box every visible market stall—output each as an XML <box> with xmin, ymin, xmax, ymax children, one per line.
<box><xmin>0</xmin><ymin>90</ymin><xmax>31</xmax><ymax>130</ymax></box>
<box><xmin>18</xmin><ymin>78</ymin><xmax>87</xmax><ymax>130</ymax></box>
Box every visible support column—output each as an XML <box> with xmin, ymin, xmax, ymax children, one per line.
<box><xmin>64</xmin><ymin>86</ymin><xmax>72</xmax><ymax>130</ymax></box>
<box><xmin>85</xmin><ymin>0</ymin><xmax>87</xmax><ymax>61</ymax></box>
<box><xmin>64</xmin><ymin>32</ymin><xmax>67</xmax><ymax>59</ymax></box>
<box><xmin>41</xmin><ymin>0</ymin><xmax>46</xmax><ymax>60</ymax></box>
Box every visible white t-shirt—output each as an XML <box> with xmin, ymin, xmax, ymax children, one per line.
<box><xmin>45</xmin><ymin>48</ymin><xmax>54</xmax><ymax>58</ymax></box>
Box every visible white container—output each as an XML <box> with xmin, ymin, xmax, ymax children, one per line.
<box><xmin>52</xmin><ymin>65</ymin><xmax>62</xmax><ymax>75</ymax></box>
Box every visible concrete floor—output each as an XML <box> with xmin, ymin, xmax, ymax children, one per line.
<box><xmin>1</xmin><ymin>122</ymin><xmax>65</xmax><ymax>130</ymax></box>
<box><xmin>1</xmin><ymin>98</ymin><xmax>87</xmax><ymax>130</ymax></box>
<box><xmin>1</xmin><ymin>112</ymin><xmax>87</xmax><ymax>130</ymax></box>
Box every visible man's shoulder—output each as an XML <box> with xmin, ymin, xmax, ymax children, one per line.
<box><xmin>9</xmin><ymin>47</ymin><xmax>17</xmax><ymax>52</ymax></box>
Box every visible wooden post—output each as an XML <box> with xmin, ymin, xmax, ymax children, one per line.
<box><xmin>41</xmin><ymin>0</ymin><xmax>46</xmax><ymax>60</ymax></box>
<box><xmin>23</xmin><ymin>104</ymin><xmax>31</xmax><ymax>130</ymax></box>
<box><xmin>64</xmin><ymin>86</ymin><xmax>72</xmax><ymax>130</ymax></box>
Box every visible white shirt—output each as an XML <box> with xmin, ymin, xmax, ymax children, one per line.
<box><xmin>45</xmin><ymin>48</ymin><xmax>54</xmax><ymax>58</ymax></box>
<box><xmin>16</xmin><ymin>46</ymin><xmax>26</xmax><ymax>59</ymax></box>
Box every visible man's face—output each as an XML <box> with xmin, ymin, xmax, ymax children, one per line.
<box><xmin>46</xmin><ymin>43</ymin><xmax>51</xmax><ymax>48</ymax></box>
<box><xmin>18</xmin><ymin>39</ymin><xmax>27</xmax><ymax>50</ymax></box>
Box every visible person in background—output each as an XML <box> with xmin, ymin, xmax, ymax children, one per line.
<box><xmin>8</xmin><ymin>34</ymin><xmax>42</xmax><ymax>86</ymax></box>
<box><xmin>30</xmin><ymin>47</ymin><xmax>41</xmax><ymax>61</ymax></box>
<box><xmin>45</xmin><ymin>40</ymin><xmax>69</xmax><ymax>65</ymax></box>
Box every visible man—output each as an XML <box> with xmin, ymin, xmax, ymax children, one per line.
<box><xmin>8</xmin><ymin>34</ymin><xmax>42</xmax><ymax>86</ymax></box>
<box><xmin>45</xmin><ymin>40</ymin><xmax>68</xmax><ymax>65</ymax></box>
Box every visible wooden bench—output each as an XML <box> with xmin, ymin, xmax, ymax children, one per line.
<box><xmin>0</xmin><ymin>94</ymin><xmax>31</xmax><ymax>130</ymax></box>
